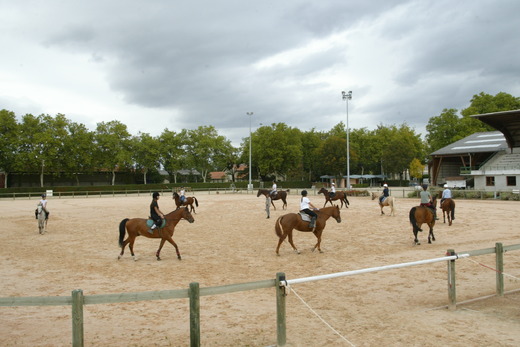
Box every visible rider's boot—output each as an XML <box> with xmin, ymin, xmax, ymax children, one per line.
<box><xmin>149</xmin><ymin>224</ymin><xmax>156</xmax><ymax>233</ymax></box>
<box><xmin>309</xmin><ymin>216</ymin><xmax>317</xmax><ymax>229</ymax></box>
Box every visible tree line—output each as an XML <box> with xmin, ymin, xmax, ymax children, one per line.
<box><xmin>0</xmin><ymin>92</ymin><xmax>518</xmax><ymax>187</ymax></box>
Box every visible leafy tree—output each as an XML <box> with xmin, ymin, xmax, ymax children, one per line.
<box><xmin>132</xmin><ymin>132</ymin><xmax>161</xmax><ymax>184</ymax></box>
<box><xmin>409</xmin><ymin>158</ymin><xmax>424</xmax><ymax>180</ymax></box>
<box><xmin>316</xmin><ymin>135</ymin><xmax>347</xmax><ymax>178</ymax></box>
<box><xmin>61</xmin><ymin>121</ymin><xmax>95</xmax><ymax>185</ymax></box>
<box><xmin>0</xmin><ymin>109</ymin><xmax>20</xmax><ymax>187</ymax></box>
<box><xmin>300</xmin><ymin>129</ymin><xmax>325</xmax><ymax>181</ymax></box>
<box><xmin>159</xmin><ymin>129</ymin><xmax>188</xmax><ymax>183</ymax></box>
<box><xmin>93</xmin><ymin>121</ymin><xmax>132</xmax><ymax>185</ymax></box>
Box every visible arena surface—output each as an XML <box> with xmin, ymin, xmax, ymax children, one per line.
<box><xmin>1</xmin><ymin>191</ymin><xmax>519</xmax><ymax>346</ymax></box>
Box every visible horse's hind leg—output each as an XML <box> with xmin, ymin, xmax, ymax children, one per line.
<box><xmin>118</xmin><ymin>238</ymin><xmax>130</xmax><ymax>260</ymax></box>
<box><xmin>428</xmin><ymin>225</ymin><xmax>435</xmax><ymax>243</ymax></box>
<box><xmin>287</xmin><ymin>231</ymin><xmax>300</xmax><ymax>254</ymax></box>
<box><xmin>275</xmin><ymin>234</ymin><xmax>287</xmax><ymax>256</ymax></box>
<box><xmin>413</xmin><ymin>228</ymin><xmax>420</xmax><ymax>245</ymax></box>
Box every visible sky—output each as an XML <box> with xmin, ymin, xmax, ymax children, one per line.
<box><xmin>1</xmin><ymin>0</ymin><xmax>519</xmax><ymax>147</ymax></box>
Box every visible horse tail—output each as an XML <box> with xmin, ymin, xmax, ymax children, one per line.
<box><xmin>275</xmin><ymin>216</ymin><xmax>284</xmax><ymax>238</ymax></box>
<box><xmin>450</xmin><ymin>200</ymin><xmax>455</xmax><ymax>220</ymax></box>
<box><xmin>409</xmin><ymin>207</ymin><xmax>419</xmax><ymax>230</ymax></box>
<box><xmin>194</xmin><ymin>197</ymin><xmax>199</xmax><ymax>207</ymax></box>
<box><xmin>119</xmin><ymin>218</ymin><xmax>129</xmax><ymax>248</ymax></box>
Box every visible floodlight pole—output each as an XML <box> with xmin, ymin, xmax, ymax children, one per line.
<box><xmin>246</xmin><ymin>112</ymin><xmax>254</xmax><ymax>191</ymax></box>
<box><xmin>342</xmin><ymin>91</ymin><xmax>352</xmax><ymax>190</ymax></box>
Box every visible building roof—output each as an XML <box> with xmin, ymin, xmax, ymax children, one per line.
<box><xmin>430</xmin><ymin>131</ymin><xmax>508</xmax><ymax>156</ymax></box>
<box><xmin>471</xmin><ymin>109</ymin><xmax>520</xmax><ymax>149</ymax></box>
<box><xmin>209</xmin><ymin>171</ymin><xmax>227</xmax><ymax>180</ymax></box>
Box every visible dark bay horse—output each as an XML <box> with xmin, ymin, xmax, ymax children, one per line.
<box><xmin>371</xmin><ymin>192</ymin><xmax>396</xmax><ymax>216</ymax></box>
<box><xmin>118</xmin><ymin>207</ymin><xmax>194</xmax><ymax>261</ymax></box>
<box><xmin>440</xmin><ymin>198</ymin><xmax>456</xmax><ymax>226</ymax></box>
<box><xmin>408</xmin><ymin>196</ymin><xmax>437</xmax><ymax>245</ymax></box>
<box><xmin>318</xmin><ymin>188</ymin><xmax>350</xmax><ymax>209</ymax></box>
<box><xmin>257</xmin><ymin>189</ymin><xmax>288</xmax><ymax>210</ymax></box>
<box><xmin>274</xmin><ymin>205</ymin><xmax>341</xmax><ymax>255</ymax></box>
<box><xmin>173</xmin><ymin>192</ymin><xmax>199</xmax><ymax>213</ymax></box>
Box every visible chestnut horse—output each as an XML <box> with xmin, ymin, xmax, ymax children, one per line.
<box><xmin>408</xmin><ymin>196</ymin><xmax>437</xmax><ymax>245</ymax></box>
<box><xmin>371</xmin><ymin>192</ymin><xmax>396</xmax><ymax>216</ymax></box>
<box><xmin>440</xmin><ymin>198</ymin><xmax>456</xmax><ymax>226</ymax></box>
<box><xmin>318</xmin><ymin>188</ymin><xmax>350</xmax><ymax>209</ymax></box>
<box><xmin>118</xmin><ymin>207</ymin><xmax>194</xmax><ymax>261</ymax></box>
<box><xmin>257</xmin><ymin>189</ymin><xmax>288</xmax><ymax>210</ymax></box>
<box><xmin>173</xmin><ymin>192</ymin><xmax>199</xmax><ymax>213</ymax></box>
<box><xmin>274</xmin><ymin>205</ymin><xmax>341</xmax><ymax>255</ymax></box>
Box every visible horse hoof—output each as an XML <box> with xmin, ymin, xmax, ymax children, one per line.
<box><xmin>319</xmin><ymin>250</ymin><xmax>324</xmax><ymax>253</ymax></box>
<box><xmin>117</xmin><ymin>255</ymin><xmax>121</xmax><ymax>260</ymax></box>
<box><xmin>133</xmin><ymin>256</ymin><xmax>138</xmax><ymax>261</ymax></box>
<box><xmin>156</xmin><ymin>257</ymin><xmax>161</xmax><ymax>261</ymax></box>
<box><xmin>177</xmin><ymin>256</ymin><xmax>182</xmax><ymax>260</ymax></box>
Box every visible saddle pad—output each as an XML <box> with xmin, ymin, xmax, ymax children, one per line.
<box><xmin>146</xmin><ymin>219</ymin><xmax>167</xmax><ymax>228</ymax></box>
<box><xmin>299</xmin><ymin>212</ymin><xmax>311</xmax><ymax>222</ymax></box>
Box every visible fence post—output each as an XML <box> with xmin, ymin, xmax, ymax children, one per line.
<box><xmin>495</xmin><ymin>242</ymin><xmax>504</xmax><ymax>296</ymax></box>
<box><xmin>276</xmin><ymin>272</ymin><xmax>287</xmax><ymax>346</ymax></box>
<box><xmin>189</xmin><ymin>282</ymin><xmax>200</xmax><ymax>347</ymax></box>
<box><xmin>447</xmin><ymin>249</ymin><xmax>457</xmax><ymax>310</ymax></box>
<box><xmin>71</xmin><ymin>289</ymin><xmax>84</xmax><ymax>347</ymax></box>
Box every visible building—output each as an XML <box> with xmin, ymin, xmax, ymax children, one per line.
<box><xmin>430</xmin><ymin>110</ymin><xmax>520</xmax><ymax>191</ymax></box>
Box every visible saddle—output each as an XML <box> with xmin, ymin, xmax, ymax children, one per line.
<box><xmin>146</xmin><ymin>219</ymin><xmax>167</xmax><ymax>229</ymax></box>
<box><xmin>298</xmin><ymin>212</ymin><xmax>312</xmax><ymax>222</ymax></box>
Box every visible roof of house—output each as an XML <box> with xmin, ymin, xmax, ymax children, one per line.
<box><xmin>209</xmin><ymin>171</ymin><xmax>227</xmax><ymax>180</ymax></box>
<box><xmin>471</xmin><ymin>109</ymin><xmax>520</xmax><ymax>148</ymax></box>
<box><xmin>430</xmin><ymin>131</ymin><xmax>508</xmax><ymax>156</ymax></box>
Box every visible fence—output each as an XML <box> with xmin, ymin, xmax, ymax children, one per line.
<box><xmin>1</xmin><ymin>242</ymin><xmax>519</xmax><ymax>347</ymax></box>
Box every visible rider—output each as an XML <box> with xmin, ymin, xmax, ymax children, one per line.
<box><xmin>150</xmin><ymin>192</ymin><xmax>165</xmax><ymax>233</ymax></box>
<box><xmin>270</xmin><ymin>180</ymin><xmax>277</xmax><ymax>198</ymax></box>
<box><xmin>419</xmin><ymin>184</ymin><xmax>438</xmax><ymax>220</ymax></box>
<box><xmin>179</xmin><ymin>186</ymin><xmax>186</xmax><ymax>204</ymax></box>
<box><xmin>300</xmin><ymin>190</ymin><xmax>319</xmax><ymax>228</ymax></box>
<box><xmin>329</xmin><ymin>182</ymin><xmax>336</xmax><ymax>198</ymax></box>
<box><xmin>441</xmin><ymin>184</ymin><xmax>452</xmax><ymax>205</ymax></box>
<box><xmin>379</xmin><ymin>183</ymin><xmax>389</xmax><ymax>203</ymax></box>
<box><xmin>39</xmin><ymin>193</ymin><xmax>49</xmax><ymax>220</ymax></box>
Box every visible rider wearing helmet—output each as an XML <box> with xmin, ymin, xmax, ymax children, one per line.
<box><xmin>420</xmin><ymin>184</ymin><xmax>438</xmax><ymax>220</ymax></box>
<box><xmin>329</xmin><ymin>182</ymin><xmax>336</xmax><ymax>198</ymax></box>
<box><xmin>379</xmin><ymin>183</ymin><xmax>389</xmax><ymax>203</ymax></box>
<box><xmin>150</xmin><ymin>192</ymin><xmax>165</xmax><ymax>233</ymax></box>
<box><xmin>441</xmin><ymin>184</ymin><xmax>452</xmax><ymax>205</ymax></box>
<box><xmin>300</xmin><ymin>190</ymin><xmax>319</xmax><ymax>229</ymax></box>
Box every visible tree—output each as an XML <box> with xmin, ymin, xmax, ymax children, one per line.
<box><xmin>409</xmin><ymin>158</ymin><xmax>424</xmax><ymax>180</ymax></box>
<box><xmin>93</xmin><ymin>121</ymin><xmax>132</xmax><ymax>185</ymax></box>
<box><xmin>132</xmin><ymin>132</ymin><xmax>161</xmax><ymax>184</ymax></box>
<box><xmin>0</xmin><ymin>109</ymin><xmax>20</xmax><ymax>187</ymax></box>
<box><xmin>159</xmin><ymin>129</ymin><xmax>188</xmax><ymax>183</ymax></box>
<box><xmin>61</xmin><ymin>121</ymin><xmax>95</xmax><ymax>185</ymax></box>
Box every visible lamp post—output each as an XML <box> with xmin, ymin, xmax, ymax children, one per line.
<box><xmin>246</xmin><ymin>112</ymin><xmax>254</xmax><ymax>191</ymax></box>
<box><xmin>342</xmin><ymin>91</ymin><xmax>352</xmax><ymax>190</ymax></box>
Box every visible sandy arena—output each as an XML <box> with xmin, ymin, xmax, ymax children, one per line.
<box><xmin>1</xmin><ymin>191</ymin><xmax>520</xmax><ymax>346</ymax></box>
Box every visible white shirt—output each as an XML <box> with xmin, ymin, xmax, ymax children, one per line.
<box><xmin>39</xmin><ymin>198</ymin><xmax>47</xmax><ymax>208</ymax></box>
<box><xmin>272</xmin><ymin>183</ymin><xmax>277</xmax><ymax>192</ymax></box>
<box><xmin>442</xmin><ymin>188</ymin><xmax>452</xmax><ymax>199</ymax></box>
<box><xmin>180</xmin><ymin>189</ymin><xmax>185</xmax><ymax>196</ymax></box>
<box><xmin>300</xmin><ymin>196</ymin><xmax>311</xmax><ymax>210</ymax></box>
<box><xmin>331</xmin><ymin>185</ymin><xmax>336</xmax><ymax>193</ymax></box>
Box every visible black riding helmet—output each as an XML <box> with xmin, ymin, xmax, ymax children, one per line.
<box><xmin>152</xmin><ymin>192</ymin><xmax>160</xmax><ymax>199</ymax></box>
<box><xmin>301</xmin><ymin>190</ymin><xmax>308</xmax><ymax>196</ymax></box>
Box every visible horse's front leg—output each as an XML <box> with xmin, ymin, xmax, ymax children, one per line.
<box><xmin>163</xmin><ymin>235</ymin><xmax>182</xmax><ymax>260</ymax></box>
<box><xmin>271</xmin><ymin>200</ymin><xmax>277</xmax><ymax>211</ymax></box>
<box><xmin>380</xmin><ymin>204</ymin><xmax>385</xmax><ymax>215</ymax></box>
<box><xmin>156</xmin><ymin>238</ymin><xmax>167</xmax><ymax>260</ymax></box>
<box><xmin>311</xmin><ymin>230</ymin><xmax>323</xmax><ymax>253</ymax></box>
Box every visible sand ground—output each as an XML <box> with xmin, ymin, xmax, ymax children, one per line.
<box><xmin>1</xmin><ymin>191</ymin><xmax>519</xmax><ymax>347</ymax></box>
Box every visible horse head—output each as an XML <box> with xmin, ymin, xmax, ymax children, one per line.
<box><xmin>181</xmin><ymin>207</ymin><xmax>195</xmax><ymax>223</ymax></box>
<box><xmin>172</xmin><ymin>192</ymin><xmax>178</xmax><ymax>199</ymax></box>
<box><xmin>333</xmin><ymin>205</ymin><xmax>341</xmax><ymax>223</ymax></box>
<box><xmin>318</xmin><ymin>187</ymin><xmax>327</xmax><ymax>194</ymax></box>
<box><xmin>256</xmin><ymin>189</ymin><xmax>265</xmax><ymax>197</ymax></box>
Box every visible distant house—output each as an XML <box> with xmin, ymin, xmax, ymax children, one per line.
<box><xmin>209</xmin><ymin>171</ymin><xmax>228</xmax><ymax>182</ymax></box>
<box><xmin>429</xmin><ymin>109</ymin><xmax>520</xmax><ymax>191</ymax></box>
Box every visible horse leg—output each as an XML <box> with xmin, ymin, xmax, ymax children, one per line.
<box><xmin>128</xmin><ymin>237</ymin><xmax>137</xmax><ymax>261</ymax></box>
<box><xmin>163</xmin><ymin>235</ymin><xmax>182</xmax><ymax>260</ymax></box>
<box><xmin>275</xmin><ymin>233</ymin><xmax>288</xmax><ymax>256</ymax></box>
<box><xmin>428</xmin><ymin>224</ymin><xmax>435</xmax><ymax>243</ymax></box>
<box><xmin>311</xmin><ymin>230</ymin><xmax>323</xmax><ymax>253</ymax></box>
<box><xmin>380</xmin><ymin>204</ymin><xmax>385</xmax><ymax>215</ymax></box>
<box><xmin>271</xmin><ymin>199</ymin><xmax>277</xmax><ymax>211</ymax></box>
<box><xmin>118</xmin><ymin>238</ymin><xmax>130</xmax><ymax>260</ymax></box>
<box><xmin>413</xmin><ymin>226</ymin><xmax>421</xmax><ymax>245</ymax></box>
<box><xmin>154</xmin><ymin>238</ymin><xmax>167</xmax><ymax>260</ymax></box>
<box><xmin>287</xmin><ymin>230</ymin><xmax>300</xmax><ymax>254</ymax></box>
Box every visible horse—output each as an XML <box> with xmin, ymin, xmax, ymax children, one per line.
<box><xmin>371</xmin><ymin>192</ymin><xmax>396</xmax><ymax>216</ymax></box>
<box><xmin>257</xmin><ymin>189</ymin><xmax>288</xmax><ymax>210</ymax></box>
<box><xmin>172</xmin><ymin>192</ymin><xmax>199</xmax><ymax>213</ymax></box>
<box><xmin>36</xmin><ymin>204</ymin><xmax>47</xmax><ymax>234</ymax></box>
<box><xmin>440</xmin><ymin>198</ymin><xmax>456</xmax><ymax>226</ymax></box>
<box><xmin>408</xmin><ymin>196</ymin><xmax>437</xmax><ymax>245</ymax></box>
<box><xmin>274</xmin><ymin>205</ymin><xmax>341</xmax><ymax>255</ymax></box>
<box><xmin>318</xmin><ymin>188</ymin><xmax>350</xmax><ymax>209</ymax></box>
<box><xmin>118</xmin><ymin>207</ymin><xmax>195</xmax><ymax>261</ymax></box>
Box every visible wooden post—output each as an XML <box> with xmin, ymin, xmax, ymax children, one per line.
<box><xmin>189</xmin><ymin>282</ymin><xmax>200</xmax><ymax>347</ymax></box>
<box><xmin>446</xmin><ymin>249</ymin><xmax>457</xmax><ymax>310</ymax></box>
<box><xmin>71</xmin><ymin>289</ymin><xmax>84</xmax><ymax>347</ymax></box>
<box><xmin>276</xmin><ymin>272</ymin><xmax>287</xmax><ymax>346</ymax></box>
<box><xmin>265</xmin><ymin>197</ymin><xmax>271</xmax><ymax>219</ymax></box>
<box><xmin>495</xmin><ymin>242</ymin><xmax>504</xmax><ymax>296</ymax></box>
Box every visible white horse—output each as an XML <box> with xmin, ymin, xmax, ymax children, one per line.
<box><xmin>371</xmin><ymin>192</ymin><xmax>396</xmax><ymax>216</ymax></box>
<box><xmin>36</xmin><ymin>204</ymin><xmax>47</xmax><ymax>234</ymax></box>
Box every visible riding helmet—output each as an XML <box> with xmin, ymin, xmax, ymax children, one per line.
<box><xmin>444</xmin><ymin>184</ymin><xmax>448</xmax><ymax>188</ymax></box>
<box><xmin>41</xmin><ymin>193</ymin><xmax>46</xmax><ymax>198</ymax></box>
<box><xmin>152</xmin><ymin>192</ymin><xmax>160</xmax><ymax>198</ymax></box>
<box><xmin>422</xmin><ymin>184</ymin><xmax>428</xmax><ymax>190</ymax></box>
<box><xmin>301</xmin><ymin>190</ymin><xmax>308</xmax><ymax>196</ymax></box>
<box><xmin>383</xmin><ymin>184</ymin><xmax>388</xmax><ymax>187</ymax></box>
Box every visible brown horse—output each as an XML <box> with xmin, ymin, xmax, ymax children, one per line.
<box><xmin>318</xmin><ymin>188</ymin><xmax>350</xmax><ymax>209</ymax></box>
<box><xmin>118</xmin><ymin>207</ymin><xmax>194</xmax><ymax>261</ymax></box>
<box><xmin>173</xmin><ymin>192</ymin><xmax>199</xmax><ymax>213</ymax></box>
<box><xmin>440</xmin><ymin>198</ymin><xmax>456</xmax><ymax>226</ymax></box>
<box><xmin>371</xmin><ymin>192</ymin><xmax>396</xmax><ymax>216</ymax></box>
<box><xmin>257</xmin><ymin>189</ymin><xmax>288</xmax><ymax>210</ymax></box>
<box><xmin>274</xmin><ymin>205</ymin><xmax>341</xmax><ymax>255</ymax></box>
<box><xmin>408</xmin><ymin>196</ymin><xmax>437</xmax><ymax>245</ymax></box>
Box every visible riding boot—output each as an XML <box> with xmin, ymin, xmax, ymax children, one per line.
<box><xmin>149</xmin><ymin>224</ymin><xmax>156</xmax><ymax>233</ymax></box>
<box><xmin>309</xmin><ymin>216</ymin><xmax>317</xmax><ymax>229</ymax></box>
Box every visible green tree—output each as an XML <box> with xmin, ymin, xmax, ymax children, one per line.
<box><xmin>409</xmin><ymin>158</ymin><xmax>424</xmax><ymax>180</ymax></box>
<box><xmin>300</xmin><ymin>129</ymin><xmax>325</xmax><ymax>181</ymax></box>
<box><xmin>316</xmin><ymin>135</ymin><xmax>347</xmax><ymax>178</ymax></box>
<box><xmin>159</xmin><ymin>129</ymin><xmax>188</xmax><ymax>183</ymax></box>
<box><xmin>61</xmin><ymin>121</ymin><xmax>95</xmax><ymax>186</ymax></box>
<box><xmin>94</xmin><ymin>121</ymin><xmax>132</xmax><ymax>185</ymax></box>
<box><xmin>0</xmin><ymin>109</ymin><xmax>20</xmax><ymax>187</ymax></box>
<box><xmin>132</xmin><ymin>132</ymin><xmax>161</xmax><ymax>184</ymax></box>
